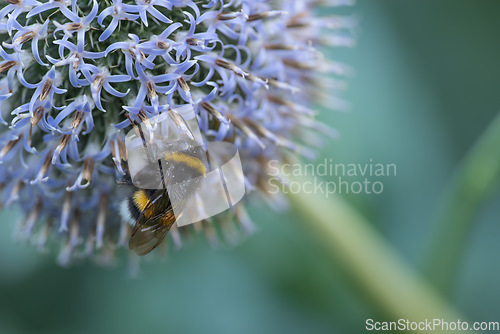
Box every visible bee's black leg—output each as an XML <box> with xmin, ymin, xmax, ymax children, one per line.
<box><xmin>117</xmin><ymin>172</ymin><xmax>133</xmax><ymax>186</ymax></box>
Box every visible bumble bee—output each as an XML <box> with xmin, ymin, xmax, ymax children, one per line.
<box><xmin>120</xmin><ymin>117</ymin><xmax>208</xmax><ymax>256</ymax></box>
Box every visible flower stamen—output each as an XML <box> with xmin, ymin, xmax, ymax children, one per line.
<box><xmin>226</xmin><ymin>113</ymin><xmax>265</xmax><ymax>149</ymax></box>
<box><xmin>146</xmin><ymin>81</ymin><xmax>157</xmax><ymax>99</ymax></box>
<box><xmin>200</xmin><ymin>102</ymin><xmax>228</xmax><ymax>124</ymax></box>
<box><xmin>31</xmin><ymin>106</ymin><xmax>44</xmax><ymax>127</ymax></box>
<box><xmin>92</xmin><ymin>76</ymin><xmax>104</xmax><ymax>93</ymax></box>
<box><xmin>83</xmin><ymin>157</ymin><xmax>94</xmax><ymax>184</ymax></box>
<box><xmin>156</xmin><ymin>41</ymin><xmax>169</xmax><ymax>50</ymax></box>
<box><xmin>0</xmin><ymin>134</ymin><xmax>22</xmax><ymax>160</ymax></box>
<box><xmin>14</xmin><ymin>31</ymin><xmax>36</xmax><ymax>45</ymax></box>
<box><xmin>52</xmin><ymin>134</ymin><xmax>71</xmax><ymax>164</ymax></box>
<box><xmin>177</xmin><ymin>77</ymin><xmax>190</xmax><ymax>93</ymax></box>
<box><xmin>66</xmin><ymin>23</ymin><xmax>83</xmax><ymax>31</ymax></box>
<box><xmin>0</xmin><ymin>61</ymin><xmax>17</xmax><ymax>73</ymax></box>
<box><xmin>40</xmin><ymin>79</ymin><xmax>53</xmax><ymax>101</ymax></box>
<box><xmin>248</xmin><ymin>10</ymin><xmax>287</xmax><ymax>22</ymax></box>
<box><xmin>71</xmin><ymin>111</ymin><xmax>85</xmax><ymax>129</ymax></box>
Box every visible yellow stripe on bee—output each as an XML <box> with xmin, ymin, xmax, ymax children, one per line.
<box><xmin>164</xmin><ymin>152</ymin><xmax>206</xmax><ymax>175</ymax></box>
<box><xmin>133</xmin><ymin>190</ymin><xmax>150</xmax><ymax>213</ymax></box>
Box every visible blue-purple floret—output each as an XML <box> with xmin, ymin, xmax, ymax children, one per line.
<box><xmin>0</xmin><ymin>0</ymin><xmax>355</xmax><ymax>265</ymax></box>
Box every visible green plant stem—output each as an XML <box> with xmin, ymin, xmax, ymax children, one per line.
<box><xmin>286</xmin><ymin>175</ymin><xmax>464</xmax><ymax>329</ymax></box>
<box><xmin>425</xmin><ymin>113</ymin><xmax>500</xmax><ymax>295</ymax></box>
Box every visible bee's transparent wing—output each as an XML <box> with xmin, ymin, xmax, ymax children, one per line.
<box><xmin>128</xmin><ymin>189</ymin><xmax>176</xmax><ymax>256</ymax></box>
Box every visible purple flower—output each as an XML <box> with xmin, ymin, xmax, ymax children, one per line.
<box><xmin>0</xmin><ymin>46</ymin><xmax>32</xmax><ymax>90</ymax></box>
<box><xmin>0</xmin><ymin>0</ymin><xmax>40</xmax><ymax>34</ymax></box>
<box><xmin>48</xmin><ymin>38</ymin><xmax>105</xmax><ymax>87</ymax></box>
<box><xmin>97</xmin><ymin>0</ymin><xmax>140</xmax><ymax>42</ymax></box>
<box><xmin>131</xmin><ymin>63</ymin><xmax>175</xmax><ymax>114</ymax></box>
<box><xmin>121</xmin><ymin>0</ymin><xmax>173</xmax><ymax>27</ymax></box>
<box><xmin>21</xmin><ymin>66</ymin><xmax>66</xmax><ymax>114</ymax></box>
<box><xmin>105</xmin><ymin>33</ymin><xmax>155</xmax><ymax>78</ymax></box>
<box><xmin>80</xmin><ymin>65</ymin><xmax>131</xmax><ymax>111</ymax></box>
<box><xmin>27</xmin><ymin>0</ymin><xmax>79</xmax><ymax>22</ymax></box>
<box><xmin>173</xmin><ymin>12</ymin><xmax>219</xmax><ymax>61</ymax></box>
<box><xmin>140</xmin><ymin>22</ymin><xmax>183</xmax><ymax>65</ymax></box>
<box><xmin>3</xmin><ymin>19</ymin><xmax>49</xmax><ymax>66</ymax></box>
<box><xmin>158</xmin><ymin>59</ymin><xmax>199</xmax><ymax>104</ymax></box>
<box><xmin>46</xmin><ymin>95</ymin><xmax>94</xmax><ymax>137</ymax></box>
<box><xmin>0</xmin><ymin>0</ymin><xmax>355</xmax><ymax>265</ymax></box>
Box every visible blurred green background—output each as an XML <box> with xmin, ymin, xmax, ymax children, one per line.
<box><xmin>1</xmin><ymin>1</ymin><xmax>500</xmax><ymax>333</ymax></box>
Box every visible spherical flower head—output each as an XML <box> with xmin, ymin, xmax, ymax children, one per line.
<box><xmin>0</xmin><ymin>0</ymin><xmax>355</xmax><ymax>266</ymax></box>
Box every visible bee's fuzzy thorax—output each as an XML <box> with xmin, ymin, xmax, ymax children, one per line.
<box><xmin>163</xmin><ymin>152</ymin><xmax>206</xmax><ymax>176</ymax></box>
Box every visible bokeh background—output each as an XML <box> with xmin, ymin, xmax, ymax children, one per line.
<box><xmin>1</xmin><ymin>0</ymin><xmax>500</xmax><ymax>333</ymax></box>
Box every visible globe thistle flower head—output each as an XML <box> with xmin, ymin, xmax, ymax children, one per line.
<box><xmin>0</xmin><ymin>0</ymin><xmax>355</xmax><ymax>266</ymax></box>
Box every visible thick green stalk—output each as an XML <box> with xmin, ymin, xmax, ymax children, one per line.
<box><xmin>426</xmin><ymin>113</ymin><xmax>500</xmax><ymax>295</ymax></box>
<box><xmin>286</xmin><ymin>175</ymin><xmax>464</xmax><ymax>330</ymax></box>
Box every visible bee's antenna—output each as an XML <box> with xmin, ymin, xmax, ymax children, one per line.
<box><xmin>127</xmin><ymin>114</ymin><xmax>148</xmax><ymax>149</ymax></box>
<box><xmin>127</xmin><ymin>114</ymin><xmax>169</xmax><ymax>192</ymax></box>
<box><xmin>157</xmin><ymin>159</ymin><xmax>167</xmax><ymax>191</ymax></box>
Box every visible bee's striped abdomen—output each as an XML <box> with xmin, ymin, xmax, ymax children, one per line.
<box><xmin>131</xmin><ymin>189</ymin><xmax>159</xmax><ymax>219</ymax></box>
<box><xmin>127</xmin><ymin>196</ymin><xmax>141</xmax><ymax>221</ymax></box>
